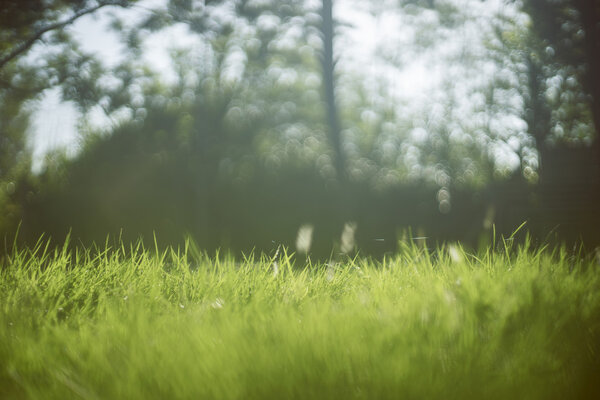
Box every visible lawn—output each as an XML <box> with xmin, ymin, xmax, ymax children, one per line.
<box><xmin>1</xmin><ymin>238</ymin><xmax>599</xmax><ymax>399</ymax></box>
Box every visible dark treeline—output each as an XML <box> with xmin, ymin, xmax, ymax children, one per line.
<box><xmin>10</xmin><ymin>95</ymin><xmax>600</xmax><ymax>258</ymax></box>
<box><xmin>1</xmin><ymin>0</ymin><xmax>599</xmax><ymax>258</ymax></box>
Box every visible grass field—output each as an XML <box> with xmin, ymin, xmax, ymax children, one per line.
<box><xmin>1</xmin><ymin>237</ymin><xmax>600</xmax><ymax>399</ymax></box>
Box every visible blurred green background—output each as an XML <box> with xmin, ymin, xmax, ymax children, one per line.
<box><xmin>1</xmin><ymin>0</ymin><xmax>599</xmax><ymax>257</ymax></box>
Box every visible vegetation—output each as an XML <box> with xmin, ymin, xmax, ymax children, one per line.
<box><xmin>1</xmin><ymin>2</ymin><xmax>598</xmax><ymax>398</ymax></box>
<box><xmin>1</xmin><ymin>0</ymin><xmax>599</xmax><ymax>253</ymax></box>
<box><xmin>1</xmin><ymin>238</ymin><xmax>599</xmax><ymax>399</ymax></box>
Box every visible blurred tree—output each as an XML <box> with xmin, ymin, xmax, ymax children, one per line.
<box><xmin>483</xmin><ymin>0</ymin><xmax>597</xmax><ymax>177</ymax></box>
<box><xmin>0</xmin><ymin>0</ymin><xmax>141</xmax><ymax>117</ymax></box>
<box><xmin>357</xmin><ymin>0</ymin><xmax>500</xmax><ymax>187</ymax></box>
<box><xmin>0</xmin><ymin>0</ymin><xmax>140</xmax><ymax>236</ymax></box>
<box><xmin>6</xmin><ymin>0</ymin><xmax>599</xmax><ymax>254</ymax></box>
<box><xmin>522</xmin><ymin>0</ymin><xmax>600</xmax><ymax>145</ymax></box>
<box><xmin>374</xmin><ymin>0</ymin><xmax>596</xmax><ymax>182</ymax></box>
<box><xmin>0</xmin><ymin>0</ymin><xmax>133</xmax><ymax>69</ymax></box>
<box><xmin>16</xmin><ymin>0</ymin><xmax>341</xmax><ymax>249</ymax></box>
<box><xmin>319</xmin><ymin>0</ymin><xmax>345</xmax><ymax>182</ymax></box>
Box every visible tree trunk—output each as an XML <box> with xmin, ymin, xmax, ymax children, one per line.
<box><xmin>525</xmin><ymin>53</ymin><xmax>551</xmax><ymax>179</ymax></box>
<box><xmin>320</xmin><ymin>0</ymin><xmax>345</xmax><ymax>182</ymax></box>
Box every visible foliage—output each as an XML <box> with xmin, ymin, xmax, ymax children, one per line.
<box><xmin>1</xmin><ymin>240</ymin><xmax>599</xmax><ymax>399</ymax></box>
<box><xmin>0</xmin><ymin>0</ymin><xmax>140</xmax><ymax>235</ymax></box>
<box><xmin>1</xmin><ymin>0</ymin><xmax>599</xmax><ymax>251</ymax></box>
<box><xmin>522</xmin><ymin>0</ymin><xmax>600</xmax><ymax>137</ymax></box>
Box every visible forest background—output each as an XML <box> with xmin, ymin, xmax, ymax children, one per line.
<box><xmin>1</xmin><ymin>0</ymin><xmax>599</xmax><ymax>258</ymax></box>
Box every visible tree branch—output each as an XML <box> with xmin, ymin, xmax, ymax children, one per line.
<box><xmin>0</xmin><ymin>1</ymin><xmax>126</xmax><ymax>71</ymax></box>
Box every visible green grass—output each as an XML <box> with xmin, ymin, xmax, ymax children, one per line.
<box><xmin>1</xmin><ymin>238</ymin><xmax>599</xmax><ymax>399</ymax></box>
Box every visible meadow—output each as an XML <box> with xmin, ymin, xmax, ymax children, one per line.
<box><xmin>1</xmin><ymin>237</ymin><xmax>599</xmax><ymax>399</ymax></box>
